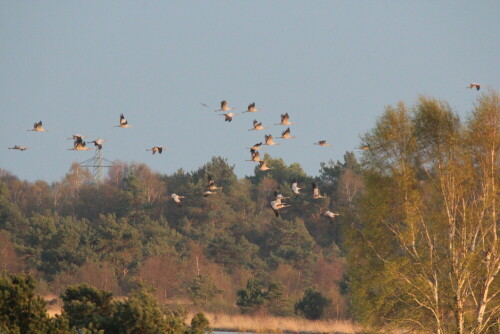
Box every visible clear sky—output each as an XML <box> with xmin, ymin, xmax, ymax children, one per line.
<box><xmin>1</xmin><ymin>1</ymin><xmax>498</xmax><ymax>183</ymax></box>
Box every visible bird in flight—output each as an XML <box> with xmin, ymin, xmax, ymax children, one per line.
<box><xmin>146</xmin><ymin>146</ymin><xmax>167</xmax><ymax>155</ymax></box>
<box><xmin>28</xmin><ymin>121</ymin><xmax>48</xmax><ymax>132</ymax></box>
<box><xmin>220</xmin><ymin>112</ymin><xmax>239</xmax><ymax>122</ymax></box>
<box><xmin>258</xmin><ymin>160</ymin><xmax>272</xmax><ymax>171</ymax></box>
<box><xmin>243</xmin><ymin>102</ymin><xmax>260</xmax><ymax>113</ymax></box>
<box><xmin>90</xmin><ymin>138</ymin><xmax>107</xmax><ymax>150</ymax></box>
<box><xmin>314</xmin><ymin>140</ymin><xmax>333</xmax><ymax>147</ymax></box>
<box><xmin>248</xmin><ymin>142</ymin><xmax>265</xmax><ymax>151</ymax></box>
<box><xmin>203</xmin><ymin>190</ymin><xmax>217</xmax><ymax>197</ymax></box>
<box><xmin>271</xmin><ymin>200</ymin><xmax>289</xmax><ymax>217</ymax></box>
<box><xmin>278</xmin><ymin>127</ymin><xmax>295</xmax><ymax>139</ymax></box>
<box><xmin>275</xmin><ymin>113</ymin><xmax>296</xmax><ymax>126</ymax></box>
<box><xmin>171</xmin><ymin>193</ymin><xmax>185</xmax><ymax>207</ymax></box>
<box><xmin>68</xmin><ymin>134</ymin><xmax>87</xmax><ymax>141</ymax></box>
<box><xmin>467</xmin><ymin>83</ymin><xmax>481</xmax><ymax>91</ymax></box>
<box><xmin>312</xmin><ymin>182</ymin><xmax>326</xmax><ymax>199</ymax></box>
<box><xmin>323</xmin><ymin>210</ymin><xmax>340</xmax><ymax>223</ymax></box>
<box><xmin>115</xmin><ymin>114</ymin><xmax>132</xmax><ymax>128</ymax></box>
<box><xmin>249</xmin><ymin>120</ymin><xmax>268</xmax><ymax>131</ymax></box>
<box><xmin>274</xmin><ymin>191</ymin><xmax>289</xmax><ymax>204</ymax></box>
<box><xmin>215</xmin><ymin>100</ymin><xmax>235</xmax><ymax>112</ymax></box>
<box><xmin>206</xmin><ymin>174</ymin><xmax>223</xmax><ymax>191</ymax></box>
<box><xmin>357</xmin><ymin>145</ymin><xmax>370</xmax><ymax>151</ymax></box>
<box><xmin>246</xmin><ymin>149</ymin><xmax>262</xmax><ymax>162</ymax></box>
<box><xmin>8</xmin><ymin>145</ymin><xmax>28</xmax><ymax>151</ymax></box>
<box><xmin>264</xmin><ymin>134</ymin><xmax>280</xmax><ymax>146</ymax></box>
<box><xmin>291</xmin><ymin>180</ymin><xmax>301</xmax><ymax>195</ymax></box>
<box><xmin>69</xmin><ymin>137</ymin><xmax>93</xmax><ymax>151</ymax></box>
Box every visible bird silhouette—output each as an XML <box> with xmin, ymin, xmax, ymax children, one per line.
<box><xmin>146</xmin><ymin>146</ymin><xmax>167</xmax><ymax>155</ymax></box>
<box><xmin>8</xmin><ymin>145</ymin><xmax>28</xmax><ymax>151</ymax></box>
<box><xmin>115</xmin><ymin>114</ymin><xmax>132</xmax><ymax>128</ymax></box>
<box><xmin>314</xmin><ymin>140</ymin><xmax>333</xmax><ymax>147</ymax></box>
<box><xmin>215</xmin><ymin>100</ymin><xmax>235</xmax><ymax>112</ymax></box>
<box><xmin>264</xmin><ymin>134</ymin><xmax>280</xmax><ymax>146</ymax></box>
<box><xmin>271</xmin><ymin>200</ymin><xmax>290</xmax><ymax>217</ymax></box>
<box><xmin>220</xmin><ymin>112</ymin><xmax>239</xmax><ymax>122</ymax></box>
<box><xmin>249</xmin><ymin>120</ymin><xmax>268</xmax><ymax>131</ymax></box>
<box><xmin>28</xmin><ymin>121</ymin><xmax>48</xmax><ymax>132</ymax></box>
<box><xmin>323</xmin><ymin>211</ymin><xmax>340</xmax><ymax>223</ymax></box>
<box><xmin>248</xmin><ymin>142</ymin><xmax>265</xmax><ymax>151</ymax></box>
<box><xmin>258</xmin><ymin>160</ymin><xmax>272</xmax><ymax>171</ymax></box>
<box><xmin>171</xmin><ymin>193</ymin><xmax>185</xmax><ymax>207</ymax></box>
<box><xmin>246</xmin><ymin>149</ymin><xmax>262</xmax><ymax>162</ymax></box>
<box><xmin>68</xmin><ymin>137</ymin><xmax>93</xmax><ymax>151</ymax></box>
<box><xmin>312</xmin><ymin>182</ymin><xmax>326</xmax><ymax>199</ymax></box>
<box><xmin>278</xmin><ymin>127</ymin><xmax>295</xmax><ymax>139</ymax></box>
<box><xmin>275</xmin><ymin>113</ymin><xmax>297</xmax><ymax>126</ymax></box>
<box><xmin>467</xmin><ymin>83</ymin><xmax>481</xmax><ymax>91</ymax></box>
<box><xmin>242</xmin><ymin>102</ymin><xmax>260</xmax><ymax>113</ymax></box>
<box><xmin>291</xmin><ymin>180</ymin><xmax>301</xmax><ymax>195</ymax></box>
<box><xmin>90</xmin><ymin>138</ymin><xmax>107</xmax><ymax>150</ymax></box>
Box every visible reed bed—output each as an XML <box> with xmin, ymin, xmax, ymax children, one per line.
<box><xmin>44</xmin><ymin>296</ymin><xmax>359</xmax><ymax>333</ymax></box>
<box><xmin>194</xmin><ymin>312</ymin><xmax>360</xmax><ymax>334</ymax></box>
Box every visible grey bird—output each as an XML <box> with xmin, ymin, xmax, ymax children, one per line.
<box><xmin>323</xmin><ymin>211</ymin><xmax>340</xmax><ymax>223</ymax></box>
<box><xmin>28</xmin><ymin>121</ymin><xmax>48</xmax><ymax>132</ymax></box>
<box><xmin>314</xmin><ymin>140</ymin><xmax>333</xmax><ymax>147</ymax></box>
<box><xmin>249</xmin><ymin>119</ymin><xmax>268</xmax><ymax>131</ymax></box>
<box><xmin>8</xmin><ymin>145</ymin><xmax>29</xmax><ymax>151</ymax></box>
<box><xmin>215</xmin><ymin>100</ymin><xmax>235</xmax><ymax>112</ymax></box>
<box><xmin>275</xmin><ymin>113</ymin><xmax>297</xmax><ymax>126</ymax></box>
<box><xmin>312</xmin><ymin>182</ymin><xmax>326</xmax><ymax>199</ymax></box>
<box><xmin>467</xmin><ymin>83</ymin><xmax>481</xmax><ymax>91</ymax></box>
<box><xmin>243</xmin><ymin>102</ymin><xmax>260</xmax><ymax>113</ymax></box>
<box><xmin>271</xmin><ymin>200</ymin><xmax>290</xmax><ymax>217</ymax></box>
<box><xmin>146</xmin><ymin>146</ymin><xmax>167</xmax><ymax>155</ymax></box>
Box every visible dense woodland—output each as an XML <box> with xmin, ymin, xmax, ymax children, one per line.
<box><xmin>1</xmin><ymin>91</ymin><xmax>498</xmax><ymax>333</ymax></box>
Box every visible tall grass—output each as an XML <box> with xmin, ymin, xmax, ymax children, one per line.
<box><xmin>193</xmin><ymin>312</ymin><xmax>359</xmax><ymax>334</ymax></box>
<box><xmin>44</xmin><ymin>295</ymin><xmax>359</xmax><ymax>333</ymax></box>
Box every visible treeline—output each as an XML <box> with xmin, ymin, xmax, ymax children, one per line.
<box><xmin>0</xmin><ymin>272</ymin><xmax>209</xmax><ymax>333</ymax></box>
<box><xmin>1</xmin><ymin>91</ymin><xmax>498</xmax><ymax>334</ymax></box>
<box><xmin>0</xmin><ymin>151</ymin><xmax>359</xmax><ymax>319</ymax></box>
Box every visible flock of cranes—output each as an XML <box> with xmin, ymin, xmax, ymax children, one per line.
<box><xmin>8</xmin><ymin>83</ymin><xmax>483</xmax><ymax>223</ymax></box>
<box><xmin>200</xmin><ymin>99</ymin><xmax>341</xmax><ymax>223</ymax></box>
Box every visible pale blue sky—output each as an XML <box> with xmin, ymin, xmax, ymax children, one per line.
<box><xmin>1</xmin><ymin>1</ymin><xmax>498</xmax><ymax>182</ymax></box>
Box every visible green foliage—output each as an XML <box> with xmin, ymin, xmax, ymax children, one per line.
<box><xmin>236</xmin><ymin>278</ymin><xmax>288</xmax><ymax>315</ymax></box>
<box><xmin>1</xmin><ymin>153</ymin><xmax>348</xmax><ymax>320</ymax></box>
<box><xmin>187</xmin><ymin>275</ymin><xmax>222</xmax><ymax>305</ymax></box>
<box><xmin>61</xmin><ymin>283</ymin><xmax>191</xmax><ymax>334</ymax></box>
<box><xmin>61</xmin><ymin>284</ymin><xmax>114</xmax><ymax>331</ymax></box>
<box><xmin>163</xmin><ymin>307</ymin><xmax>188</xmax><ymax>334</ymax></box>
<box><xmin>207</xmin><ymin>235</ymin><xmax>259</xmax><ymax>272</ymax></box>
<box><xmin>294</xmin><ymin>287</ymin><xmax>331</xmax><ymax>320</ymax></box>
<box><xmin>349</xmin><ymin>92</ymin><xmax>500</xmax><ymax>333</ymax></box>
<box><xmin>188</xmin><ymin>312</ymin><xmax>210</xmax><ymax>334</ymax></box>
<box><xmin>0</xmin><ymin>181</ymin><xmax>27</xmax><ymax>233</ymax></box>
<box><xmin>0</xmin><ymin>273</ymin><xmax>68</xmax><ymax>333</ymax></box>
<box><xmin>111</xmin><ymin>287</ymin><xmax>168</xmax><ymax>334</ymax></box>
<box><xmin>264</xmin><ymin>218</ymin><xmax>317</xmax><ymax>279</ymax></box>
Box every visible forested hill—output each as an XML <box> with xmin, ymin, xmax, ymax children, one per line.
<box><xmin>1</xmin><ymin>92</ymin><xmax>499</xmax><ymax>333</ymax></box>
<box><xmin>0</xmin><ymin>151</ymin><xmax>359</xmax><ymax>318</ymax></box>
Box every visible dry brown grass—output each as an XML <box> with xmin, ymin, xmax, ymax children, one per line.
<box><xmin>192</xmin><ymin>312</ymin><xmax>360</xmax><ymax>334</ymax></box>
<box><xmin>43</xmin><ymin>294</ymin><xmax>359</xmax><ymax>333</ymax></box>
<box><xmin>43</xmin><ymin>294</ymin><xmax>62</xmax><ymax>318</ymax></box>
